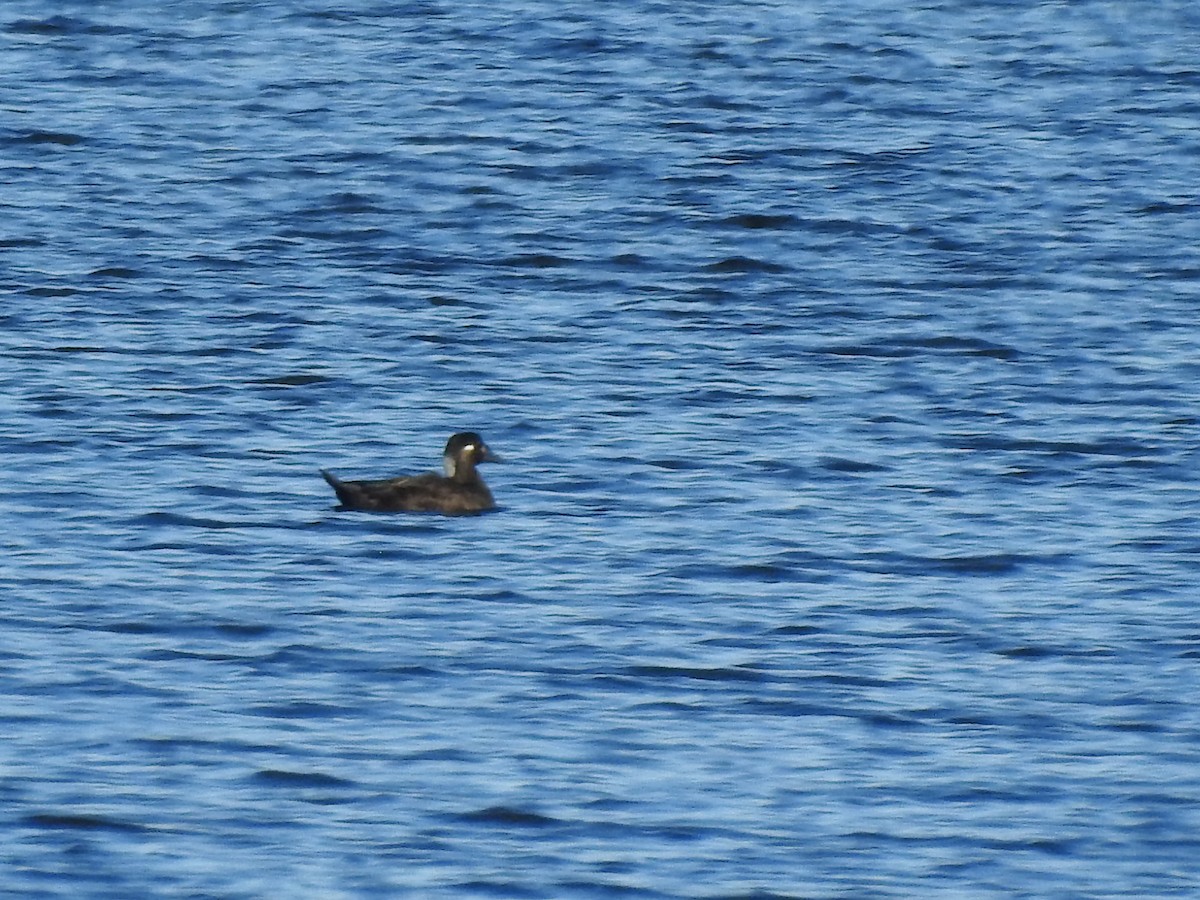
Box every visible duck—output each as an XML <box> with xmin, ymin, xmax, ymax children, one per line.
<box><xmin>321</xmin><ymin>432</ymin><xmax>498</xmax><ymax>514</ymax></box>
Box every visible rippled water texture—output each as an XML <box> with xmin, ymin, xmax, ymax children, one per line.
<box><xmin>2</xmin><ymin>1</ymin><xmax>1200</xmax><ymax>897</ymax></box>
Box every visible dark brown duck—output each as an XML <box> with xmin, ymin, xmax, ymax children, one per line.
<box><xmin>321</xmin><ymin>432</ymin><xmax>498</xmax><ymax>514</ymax></box>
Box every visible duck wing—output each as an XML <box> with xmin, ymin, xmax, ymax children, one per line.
<box><xmin>321</xmin><ymin>469</ymin><xmax>493</xmax><ymax>514</ymax></box>
<box><xmin>319</xmin><ymin>472</ymin><xmax>463</xmax><ymax>513</ymax></box>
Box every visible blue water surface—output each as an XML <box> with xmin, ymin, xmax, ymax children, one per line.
<box><xmin>2</xmin><ymin>1</ymin><xmax>1199</xmax><ymax>897</ymax></box>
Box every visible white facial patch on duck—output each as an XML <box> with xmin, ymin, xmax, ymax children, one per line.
<box><xmin>444</xmin><ymin>444</ymin><xmax>476</xmax><ymax>478</ymax></box>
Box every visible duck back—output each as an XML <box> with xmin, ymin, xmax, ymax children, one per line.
<box><xmin>321</xmin><ymin>470</ymin><xmax>493</xmax><ymax>514</ymax></box>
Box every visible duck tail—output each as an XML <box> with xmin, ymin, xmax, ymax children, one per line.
<box><xmin>321</xmin><ymin>469</ymin><xmax>350</xmax><ymax>505</ymax></box>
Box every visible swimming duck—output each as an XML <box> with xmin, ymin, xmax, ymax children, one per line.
<box><xmin>321</xmin><ymin>432</ymin><xmax>498</xmax><ymax>514</ymax></box>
